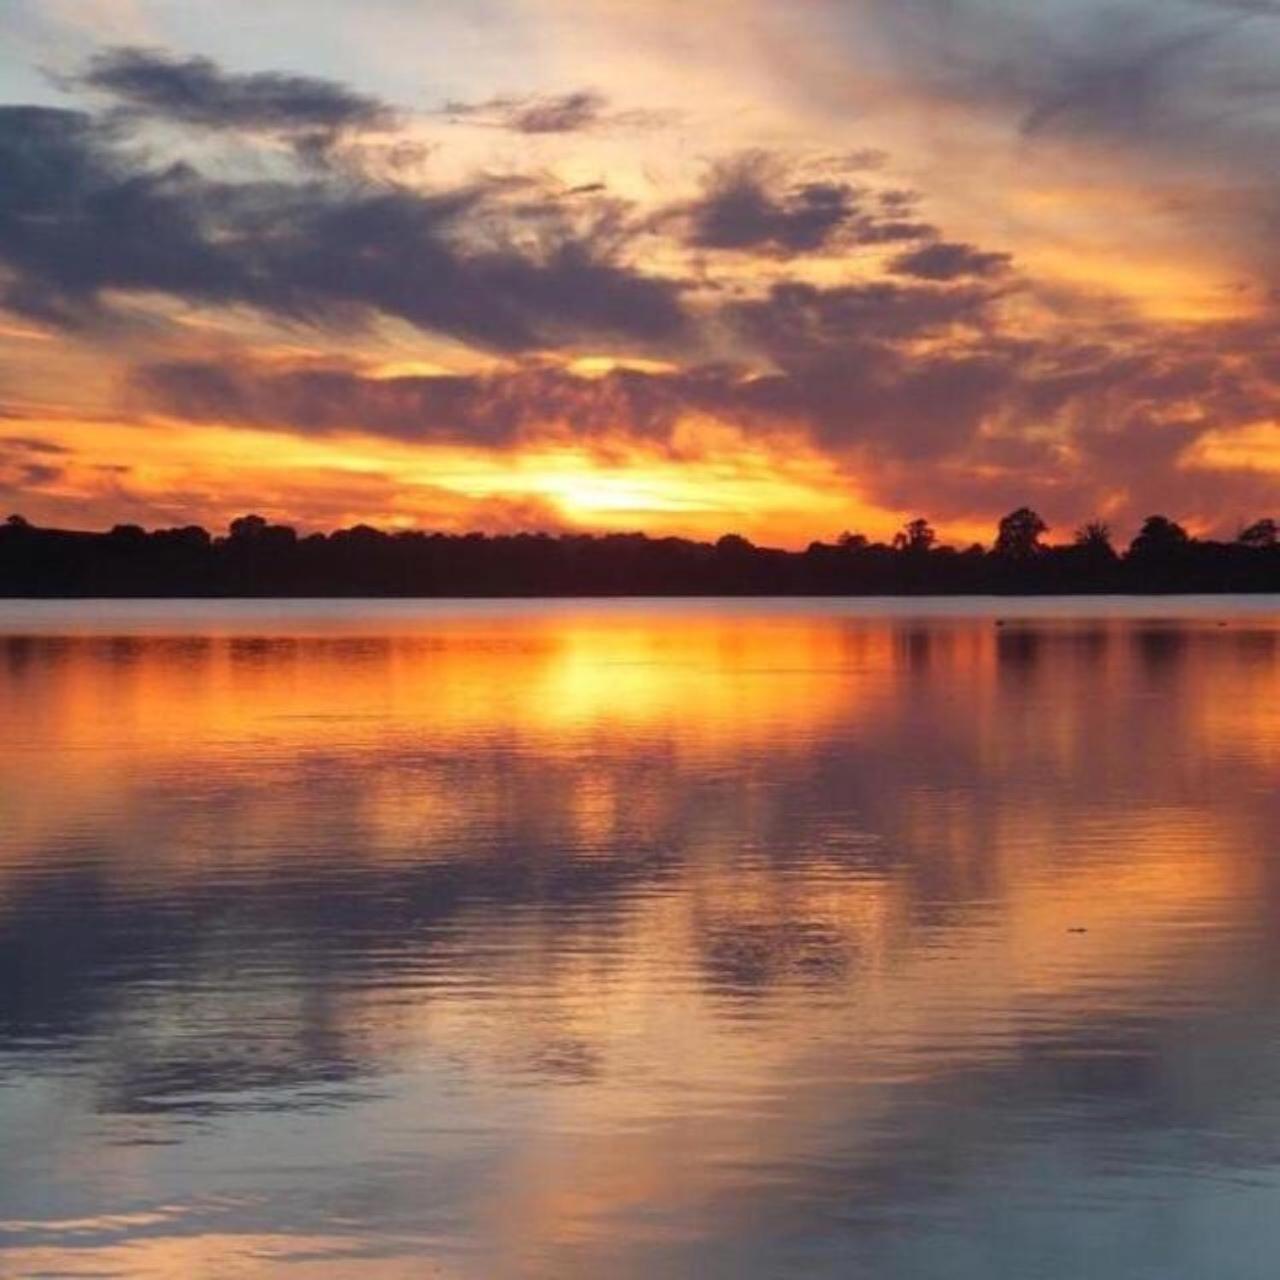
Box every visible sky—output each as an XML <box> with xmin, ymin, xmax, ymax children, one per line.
<box><xmin>1</xmin><ymin>0</ymin><xmax>1278</xmax><ymax>547</ymax></box>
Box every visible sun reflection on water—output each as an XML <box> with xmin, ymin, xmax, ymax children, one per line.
<box><xmin>1</xmin><ymin>601</ymin><xmax>1279</xmax><ymax>1278</ymax></box>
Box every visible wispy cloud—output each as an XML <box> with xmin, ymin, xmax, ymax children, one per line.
<box><xmin>78</xmin><ymin>45</ymin><xmax>398</xmax><ymax>134</ymax></box>
<box><xmin>442</xmin><ymin>88</ymin><xmax>666</xmax><ymax>134</ymax></box>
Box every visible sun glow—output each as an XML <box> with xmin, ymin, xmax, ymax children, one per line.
<box><xmin>10</xmin><ymin>412</ymin><xmax>894</xmax><ymax>545</ymax></box>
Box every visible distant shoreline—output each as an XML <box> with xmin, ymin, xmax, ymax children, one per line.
<box><xmin>3</xmin><ymin>512</ymin><xmax>1277</xmax><ymax>599</ymax></box>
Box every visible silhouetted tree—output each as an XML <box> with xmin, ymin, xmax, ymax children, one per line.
<box><xmin>229</xmin><ymin>513</ymin><xmax>297</xmax><ymax>550</ymax></box>
<box><xmin>161</xmin><ymin>525</ymin><xmax>212</xmax><ymax>550</ymax></box>
<box><xmin>1070</xmin><ymin>520</ymin><xmax>1118</xmax><ymax>576</ymax></box>
<box><xmin>893</xmin><ymin>518</ymin><xmax>936</xmax><ymax>553</ymax></box>
<box><xmin>229</xmin><ymin>514</ymin><xmax>269</xmax><ymax>542</ymax></box>
<box><xmin>1239</xmin><ymin>517</ymin><xmax>1277</xmax><ymax>548</ymax></box>
<box><xmin>1128</xmin><ymin>514</ymin><xmax>1190</xmax><ymax>558</ymax></box>
<box><xmin>995</xmin><ymin>507</ymin><xmax>1048</xmax><ymax>559</ymax></box>
<box><xmin>1074</xmin><ymin>521</ymin><xmax>1114</xmax><ymax>553</ymax></box>
<box><xmin>1</xmin><ymin>510</ymin><xmax>1276</xmax><ymax>598</ymax></box>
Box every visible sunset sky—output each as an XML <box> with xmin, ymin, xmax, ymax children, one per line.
<box><xmin>2</xmin><ymin>0</ymin><xmax>1279</xmax><ymax>547</ymax></box>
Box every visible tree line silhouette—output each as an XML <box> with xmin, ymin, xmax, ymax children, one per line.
<box><xmin>1</xmin><ymin>509</ymin><xmax>1277</xmax><ymax>597</ymax></box>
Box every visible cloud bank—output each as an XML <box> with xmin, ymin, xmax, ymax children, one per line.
<box><xmin>0</xmin><ymin>26</ymin><xmax>1276</xmax><ymax>541</ymax></box>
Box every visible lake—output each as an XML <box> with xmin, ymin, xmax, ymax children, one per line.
<box><xmin>2</xmin><ymin>597</ymin><xmax>1279</xmax><ymax>1278</ymax></box>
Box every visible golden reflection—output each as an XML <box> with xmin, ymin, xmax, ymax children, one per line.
<box><xmin>1</xmin><ymin>606</ymin><xmax>1278</xmax><ymax>1277</ymax></box>
<box><xmin>2</xmin><ymin>612</ymin><xmax>1276</xmax><ymax>879</ymax></box>
<box><xmin>0</xmin><ymin>1238</ymin><xmax>456</xmax><ymax>1280</ymax></box>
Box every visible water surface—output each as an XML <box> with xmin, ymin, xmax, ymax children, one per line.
<box><xmin>2</xmin><ymin>597</ymin><xmax>1279</xmax><ymax>1278</ymax></box>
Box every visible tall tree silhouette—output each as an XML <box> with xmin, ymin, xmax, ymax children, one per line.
<box><xmin>995</xmin><ymin>508</ymin><xmax>1048</xmax><ymax>559</ymax></box>
<box><xmin>893</xmin><ymin>518</ymin><xmax>936</xmax><ymax>553</ymax></box>
<box><xmin>1239</xmin><ymin>518</ymin><xmax>1277</xmax><ymax>548</ymax></box>
<box><xmin>1129</xmin><ymin>515</ymin><xmax>1190</xmax><ymax>559</ymax></box>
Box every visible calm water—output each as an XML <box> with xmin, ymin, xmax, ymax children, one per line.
<box><xmin>2</xmin><ymin>597</ymin><xmax>1280</xmax><ymax>1279</ymax></box>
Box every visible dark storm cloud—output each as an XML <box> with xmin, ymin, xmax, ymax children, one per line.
<box><xmin>132</xmin><ymin>358</ymin><xmax>710</xmax><ymax>447</ymax></box>
<box><xmin>891</xmin><ymin>241</ymin><xmax>1013</xmax><ymax>281</ymax></box>
<box><xmin>0</xmin><ymin>107</ymin><xmax>243</xmax><ymax>325</ymax></box>
<box><xmin>728</xmin><ymin>279</ymin><xmax>998</xmax><ymax>356</ymax></box>
<box><xmin>132</xmin><ymin>347</ymin><xmax>1004</xmax><ymax>463</ymax></box>
<box><xmin>131</xmin><ymin>268</ymin><xmax>1017</xmax><ymax>463</ymax></box>
<box><xmin>79</xmin><ymin>46</ymin><xmax>396</xmax><ymax>135</ymax></box>
<box><xmin>0</xmin><ymin>104</ymin><xmax>687</xmax><ymax>349</ymax></box>
<box><xmin>240</xmin><ymin>185</ymin><xmax>689</xmax><ymax>350</ymax></box>
<box><xmin>681</xmin><ymin>153</ymin><xmax>934</xmax><ymax>256</ymax></box>
<box><xmin>735</xmin><ymin>348</ymin><xmax>1022</xmax><ymax>461</ymax></box>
